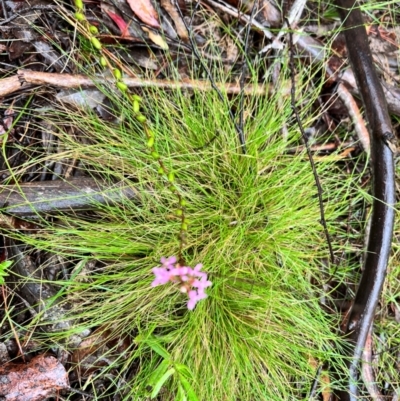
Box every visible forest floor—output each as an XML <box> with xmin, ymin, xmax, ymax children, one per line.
<box><xmin>0</xmin><ymin>0</ymin><xmax>399</xmax><ymax>400</ymax></box>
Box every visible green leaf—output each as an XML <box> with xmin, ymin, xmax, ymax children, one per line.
<box><xmin>147</xmin><ymin>359</ymin><xmax>170</xmax><ymax>386</ymax></box>
<box><xmin>175</xmin><ymin>363</ymin><xmax>193</xmax><ymax>379</ymax></box>
<box><xmin>134</xmin><ymin>334</ymin><xmax>171</xmax><ymax>359</ymax></box>
<box><xmin>150</xmin><ymin>367</ymin><xmax>175</xmax><ymax>398</ymax></box>
<box><xmin>179</xmin><ymin>375</ymin><xmax>199</xmax><ymax>401</ymax></box>
<box><xmin>176</xmin><ymin>384</ymin><xmax>187</xmax><ymax>401</ymax></box>
<box><xmin>146</xmin><ymin>339</ymin><xmax>171</xmax><ymax>359</ymax></box>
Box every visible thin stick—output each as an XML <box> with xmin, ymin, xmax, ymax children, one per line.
<box><xmin>1</xmin><ymin>0</ymin><xmax>8</xmax><ymax>20</ymax></box>
<box><xmin>361</xmin><ymin>330</ymin><xmax>385</xmax><ymax>401</ymax></box>
<box><xmin>261</xmin><ymin>0</ymin><xmax>308</xmax><ymax>52</ymax></box>
<box><xmin>0</xmin><ymin>70</ymin><xmax>271</xmax><ymax>98</ymax></box>
<box><xmin>307</xmin><ymin>364</ymin><xmax>323</xmax><ymax>400</ymax></box>
<box><xmin>336</xmin><ymin>83</ymin><xmax>370</xmax><ymax>152</ymax></box>
<box><xmin>0</xmin><ymin>177</ymin><xmax>138</xmax><ymax>217</ymax></box>
<box><xmin>286</xmin><ymin>21</ymin><xmax>335</xmax><ymax>266</ymax></box>
<box><xmin>202</xmin><ymin>0</ymin><xmax>274</xmax><ymax>39</ymax></box>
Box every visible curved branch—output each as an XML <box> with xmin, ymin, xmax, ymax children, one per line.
<box><xmin>334</xmin><ymin>0</ymin><xmax>396</xmax><ymax>399</ymax></box>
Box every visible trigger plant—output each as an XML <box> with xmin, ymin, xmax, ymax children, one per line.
<box><xmin>151</xmin><ymin>256</ymin><xmax>212</xmax><ymax>310</ymax></box>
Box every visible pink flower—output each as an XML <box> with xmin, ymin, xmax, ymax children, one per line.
<box><xmin>151</xmin><ymin>256</ymin><xmax>212</xmax><ymax>310</ymax></box>
<box><xmin>151</xmin><ymin>267</ymin><xmax>170</xmax><ymax>286</ymax></box>
<box><xmin>193</xmin><ymin>279</ymin><xmax>212</xmax><ymax>289</ymax></box>
<box><xmin>160</xmin><ymin>256</ymin><xmax>177</xmax><ymax>267</ymax></box>
<box><xmin>187</xmin><ymin>288</ymin><xmax>209</xmax><ymax>310</ymax></box>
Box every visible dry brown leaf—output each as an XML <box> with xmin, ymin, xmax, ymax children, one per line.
<box><xmin>142</xmin><ymin>26</ymin><xmax>169</xmax><ymax>49</ymax></box>
<box><xmin>126</xmin><ymin>0</ymin><xmax>160</xmax><ymax>28</ymax></box>
<box><xmin>0</xmin><ymin>354</ymin><xmax>69</xmax><ymax>401</ymax></box>
<box><xmin>160</xmin><ymin>0</ymin><xmax>188</xmax><ymax>42</ymax></box>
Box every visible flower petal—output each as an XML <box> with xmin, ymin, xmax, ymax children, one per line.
<box><xmin>197</xmin><ymin>291</ymin><xmax>208</xmax><ymax>300</ymax></box>
<box><xmin>167</xmin><ymin>256</ymin><xmax>177</xmax><ymax>265</ymax></box>
<box><xmin>187</xmin><ymin>299</ymin><xmax>196</xmax><ymax>310</ymax></box>
<box><xmin>193</xmin><ymin>263</ymin><xmax>203</xmax><ymax>272</ymax></box>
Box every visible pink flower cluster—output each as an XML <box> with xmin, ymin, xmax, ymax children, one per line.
<box><xmin>151</xmin><ymin>256</ymin><xmax>212</xmax><ymax>310</ymax></box>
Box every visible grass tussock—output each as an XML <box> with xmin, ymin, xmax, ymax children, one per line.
<box><xmin>3</xmin><ymin>65</ymin><xmax>366</xmax><ymax>400</ymax></box>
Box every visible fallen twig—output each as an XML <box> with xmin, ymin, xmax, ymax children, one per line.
<box><xmin>362</xmin><ymin>330</ymin><xmax>385</xmax><ymax>401</ymax></box>
<box><xmin>0</xmin><ymin>75</ymin><xmax>31</xmax><ymax>97</ymax></box>
<box><xmin>334</xmin><ymin>0</ymin><xmax>396</xmax><ymax>399</ymax></box>
<box><xmin>260</xmin><ymin>0</ymin><xmax>307</xmax><ymax>51</ymax></box>
<box><xmin>286</xmin><ymin>141</ymin><xmax>355</xmax><ymax>154</ymax></box>
<box><xmin>202</xmin><ymin>0</ymin><xmax>275</xmax><ymax>39</ymax></box>
<box><xmin>0</xmin><ymin>70</ymin><xmax>272</xmax><ymax>98</ymax></box>
<box><xmin>336</xmin><ymin>83</ymin><xmax>370</xmax><ymax>152</ymax></box>
<box><xmin>238</xmin><ymin>1</ymin><xmax>257</xmax><ymax>142</ymax></box>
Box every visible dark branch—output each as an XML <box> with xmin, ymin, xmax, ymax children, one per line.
<box><xmin>286</xmin><ymin>21</ymin><xmax>336</xmax><ymax>267</ymax></box>
<box><xmin>333</xmin><ymin>0</ymin><xmax>396</xmax><ymax>399</ymax></box>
